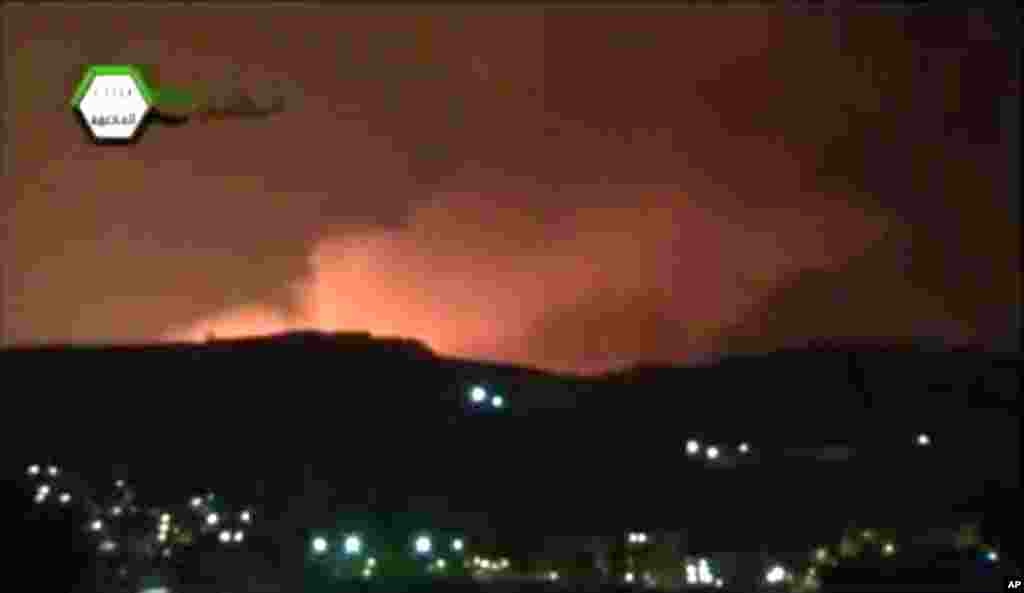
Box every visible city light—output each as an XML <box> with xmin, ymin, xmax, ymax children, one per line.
<box><xmin>59</xmin><ymin>492</ymin><xmax>71</xmax><ymax>504</ymax></box>
<box><xmin>987</xmin><ymin>550</ymin><xmax>999</xmax><ymax>563</ymax></box>
<box><xmin>312</xmin><ymin>536</ymin><xmax>328</xmax><ymax>555</ymax></box>
<box><xmin>367</xmin><ymin>557</ymin><xmax>377</xmax><ymax>568</ymax></box>
<box><xmin>916</xmin><ymin>433</ymin><xmax>931</xmax><ymax>446</ymax></box>
<box><xmin>738</xmin><ymin>442</ymin><xmax>750</xmax><ymax>454</ymax></box>
<box><xmin>219</xmin><ymin>530</ymin><xmax>231</xmax><ymax>543</ymax></box>
<box><xmin>414</xmin><ymin>534</ymin><xmax>432</xmax><ymax>555</ymax></box>
<box><xmin>160</xmin><ymin>513</ymin><xmax>171</xmax><ymax>524</ymax></box>
<box><xmin>815</xmin><ymin>547</ymin><xmax>829</xmax><ymax>562</ymax></box>
<box><xmin>344</xmin><ymin>534</ymin><xmax>363</xmax><ymax>555</ymax></box>
<box><xmin>435</xmin><ymin>558</ymin><xmax>447</xmax><ymax>569</ymax></box>
<box><xmin>240</xmin><ymin>510</ymin><xmax>252</xmax><ymax>523</ymax></box>
<box><xmin>706</xmin><ymin>446</ymin><xmax>720</xmax><ymax>460</ymax></box>
<box><xmin>233</xmin><ymin>530</ymin><xmax>244</xmax><ymax>543</ymax></box>
<box><xmin>883</xmin><ymin>542</ymin><xmax>896</xmax><ymax>556</ymax></box>
<box><xmin>452</xmin><ymin>538</ymin><xmax>464</xmax><ymax>552</ymax></box>
<box><xmin>491</xmin><ymin>395</ymin><xmax>504</xmax><ymax>408</ymax></box>
<box><xmin>686</xmin><ymin>563</ymin><xmax>698</xmax><ymax>584</ymax></box>
<box><xmin>628</xmin><ymin>531</ymin><xmax>649</xmax><ymax>544</ymax></box>
<box><xmin>27</xmin><ymin>464</ymin><xmax>40</xmax><ymax>476</ymax></box>
<box><xmin>115</xmin><ymin>480</ymin><xmax>125</xmax><ymax>488</ymax></box>
<box><xmin>698</xmin><ymin>558</ymin><xmax>713</xmax><ymax>584</ymax></box>
<box><xmin>766</xmin><ymin>564</ymin><xmax>788</xmax><ymax>584</ymax></box>
<box><xmin>112</xmin><ymin>505</ymin><xmax>123</xmax><ymax>516</ymax></box>
<box><xmin>90</xmin><ymin>519</ymin><xmax>103</xmax><ymax>532</ymax></box>
<box><xmin>47</xmin><ymin>465</ymin><xmax>59</xmax><ymax>477</ymax></box>
<box><xmin>470</xmin><ymin>386</ymin><xmax>487</xmax><ymax>403</ymax></box>
<box><xmin>206</xmin><ymin>513</ymin><xmax>219</xmax><ymax>526</ymax></box>
<box><xmin>715</xmin><ymin>577</ymin><xmax>724</xmax><ymax>588</ymax></box>
<box><xmin>625</xmin><ymin>571</ymin><xmax>635</xmax><ymax>583</ymax></box>
<box><xmin>685</xmin><ymin>439</ymin><xmax>700</xmax><ymax>455</ymax></box>
<box><xmin>98</xmin><ymin>539</ymin><xmax>117</xmax><ymax>553</ymax></box>
<box><xmin>190</xmin><ymin>497</ymin><xmax>202</xmax><ymax>508</ymax></box>
<box><xmin>548</xmin><ymin>571</ymin><xmax>559</xmax><ymax>581</ymax></box>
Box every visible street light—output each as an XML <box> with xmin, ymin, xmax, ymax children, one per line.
<box><xmin>27</xmin><ymin>464</ymin><xmax>40</xmax><ymax>476</ymax></box>
<box><xmin>738</xmin><ymin>442</ymin><xmax>750</xmax><ymax>454</ymax></box>
<box><xmin>452</xmin><ymin>538</ymin><xmax>464</xmax><ymax>552</ymax></box>
<box><xmin>233</xmin><ymin>530</ymin><xmax>244</xmax><ymax>543</ymax></box>
<box><xmin>706</xmin><ymin>446</ymin><xmax>720</xmax><ymax>460</ymax></box>
<box><xmin>344</xmin><ymin>534</ymin><xmax>363</xmax><ymax>556</ymax></box>
<box><xmin>685</xmin><ymin>439</ymin><xmax>700</xmax><ymax>455</ymax></box>
<box><xmin>916</xmin><ymin>433</ymin><xmax>931</xmax><ymax>446</ymax></box>
<box><xmin>414</xmin><ymin>534</ymin><xmax>432</xmax><ymax>555</ymax></box>
<box><xmin>312</xmin><ymin>536</ymin><xmax>328</xmax><ymax>555</ymax></box>
<box><xmin>205</xmin><ymin>513</ymin><xmax>219</xmax><ymax>526</ymax></box>
<box><xmin>218</xmin><ymin>530</ymin><xmax>231</xmax><ymax>544</ymax></box>
<box><xmin>492</xmin><ymin>395</ymin><xmax>504</xmax><ymax>408</ymax></box>
<box><xmin>765</xmin><ymin>565</ymin><xmax>787</xmax><ymax>584</ymax></box>
<box><xmin>240</xmin><ymin>510</ymin><xmax>252</xmax><ymax>524</ymax></box>
<box><xmin>470</xmin><ymin>386</ymin><xmax>487</xmax><ymax>404</ymax></box>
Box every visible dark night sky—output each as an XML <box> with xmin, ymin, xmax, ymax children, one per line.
<box><xmin>4</xmin><ymin>7</ymin><xmax>1019</xmax><ymax>374</ymax></box>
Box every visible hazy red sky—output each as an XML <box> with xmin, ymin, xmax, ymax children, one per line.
<box><xmin>4</xmin><ymin>7</ymin><xmax>1018</xmax><ymax>373</ymax></box>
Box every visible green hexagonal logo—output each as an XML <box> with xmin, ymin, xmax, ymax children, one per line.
<box><xmin>71</xmin><ymin>65</ymin><xmax>155</xmax><ymax>142</ymax></box>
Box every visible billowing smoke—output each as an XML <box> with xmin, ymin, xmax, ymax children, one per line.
<box><xmin>165</xmin><ymin>187</ymin><xmax>885</xmax><ymax>375</ymax></box>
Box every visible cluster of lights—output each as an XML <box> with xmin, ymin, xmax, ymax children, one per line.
<box><xmin>684</xmin><ymin>439</ymin><xmax>751</xmax><ymax>462</ymax></box>
<box><xmin>627</xmin><ymin>531</ymin><xmax>649</xmax><ymax>544</ymax></box>
<box><xmin>310</xmin><ymin>532</ymin><xmax>470</xmax><ymax>579</ymax></box>
<box><xmin>471</xmin><ymin>555</ymin><xmax>510</xmax><ymax>575</ymax></box>
<box><xmin>23</xmin><ymin>462</ymin><xmax>257</xmax><ymax>576</ymax></box>
<box><xmin>765</xmin><ymin>564</ymin><xmax>790</xmax><ymax>585</ymax></box>
<box><xmin>468</xmin><ymin>385</ymin><xmax>506</xmax><ymax>410</ymax></box>
<box><xmin>685</xmin><ymin>557</ymin><xmax>721</xmax><ymax>587</ymax></box>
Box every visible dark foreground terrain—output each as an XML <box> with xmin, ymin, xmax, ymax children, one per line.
<box><xmin>5</xmin><ymin>332</ymin><xmax>1020</xmax><ymax>592</ymax></box>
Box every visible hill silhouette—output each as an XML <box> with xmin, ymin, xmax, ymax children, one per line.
<box><xmin>3</xmin><ymin>332</ymin><xmax>1019</xmax><ymax>576</ymax></box>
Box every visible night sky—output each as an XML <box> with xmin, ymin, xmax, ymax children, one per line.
<box><xmin>5</xmin><ymin>7</ymin><xmax>1019</xmax><ymax>374</ymax></box>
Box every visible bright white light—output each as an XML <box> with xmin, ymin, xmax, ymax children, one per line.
<box><xmin>686</xmin><ymin>564</ymin><xmax>698</xmax><ymax>584</ymax></box>
<box><xmin>815</xmin><ymin>547</ymin><xmax>828</xmax><ymax>562</ymax></box>
<box><xmin>367</xmin><ymin>557</ymin><xmax>377</xmax><ymax>568</ymax></box>
<box><xmin>46</xmin><ymin>465</ymin><xmax>59</xmax><ymax>477</ymax></box>
<box><xmin>414</xmin><ymin>535</ymin><xmax>432</xmax><ymax>555</ymax></box>
<box><xmin>706</xmin><ymin>446</ymin><xmax>720</xmax><ymax>460</ymax></box>
<box><xmin>685</xmin><ymin>440</ymin><xmax>700</xmax><ymax>455</ymax></box>
<box><xmin>625</xmin><ymin>572</ymin><xmax>635</xmax><ymax>583</ymax></box>
<box><xmin>233</xmin><ymin>530</ymin><xmax>244</xmax><ymax>543</ymax></box>
<box><xmin>500</xmin><ymin>558</ymin><xmax>509</xmax><ymax>569</ymax></box>
<box><xmin>112</xmin><ymin>506</ymin><xmax>123</xmax><ymax>516</ymax></box>
<box><xmin>344</xmin><ymin>534</ymin><xmax>363</xmax><ymax>555</ymax></box>
<box><xmin>883</xmin><ymin>542</ymin><xmax>896</xmax><ymax>556</ymax></box>
<box><xmin>491</xmin><ymin>395</ymin><xmax>504</xmax><ymax>408</ymax></box>
<box><xmin>362</xmin><ymin>567</ymin><xmax>373</xmax><ymax>578</ymax></box>
<box><xmin>987</xmin><ymin>550</ymin><xmax>998</xmax><ymax>562</ymax></box>
<box><xmin>714</xmin><ymin>577</ymin><xmax>724</xmax><ymax>588</ymax></box>
<box><xmin>480</xmin><ymin>559</ymin><xmax>491</xmax><ymax>569</ymax></box>
<box><xmin>160</xmin><ymin>513</ymin><xmax>171</xmax><ymax>524</ymax></box>
<box><xmin>452</xmin><ymin>538</ymin><xmax>464</xmax><ymax>551</ymax></box>
<box><xmin>218</xmin><ymin>530</ymin><xmax>231</xmax><ymax>543</ymax></box>
<box><xmin>115</xmin><ymin>480</ymin><xmax>125</xmax><ymax>488</ymax></box>
<box><xmin>157</xmin><ymin>532</ymin><xmax>167</xmax><ymax>543</ymax></box>
<box><xmin>312</xmin><ymin>537</ymin><xmax>328</xmax><ymax>554</ymax></box>
<box><xmin>240</xmin><ymin>510</ymin><xmax>252</xmax><ymax>523</ymax></box>
<box><xmin>90</xmin><ymin>519</ymin><xmax>103</xmax><ymax>532</ymax></box>
<box><xmin>548</xmin><ymin>571</ymin><xmax>559</xmax><ymax>581</ymax></box>
<box><xmin>59</xmin><ymin>493</ymin><xmax>71</xmax><ymax>504</ymax></box>
<box><xmin>738</xmin><ymin>442</ymin><xmax>750</xmax><ymax>454</ymax></box>
<box><xmin>698</xmin><ymin>558</ymin><xmax>713</xmax><ymax>584</ymax></box>
<box><xmin>916</xmin><ymin>433</ymin><xmax>931</xmax><ymax>446</ymax></box>
<box><xmin>190</xmin><ymin>496</ymin><xmax>202</xmax><ymax>508</ymax></box>
<box><xmin>470</xmin><ymin>386</ymin><xmax>487</xmax><ymax>403</ymax></box>
<box><xmin>205</xmin><ymin>513</ymin><xmax>219</xmax><ymax>526</ymax></box>
<box><xmin>33</xmin><ymin>492</ymin><xmax>47</xmax><ymax>504</ymax></box>
<box><xmin>436</xmin><ymin>558</ymin><xmax>447</xmax><ymax>569</ymax></box>
<box><xmin>27</xmin><ymin>464</ymin><xmax>40</xmax><ymax>476</ymax></box>
<box><xmin>766</xmin><ymin>565</ymin><xmax>787</xmax><ymax>584</ymax></box>
<box><xmin>38</xmin><ymin>484</ymin><xmax>51</xmax><ymax>495</ymax></box>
